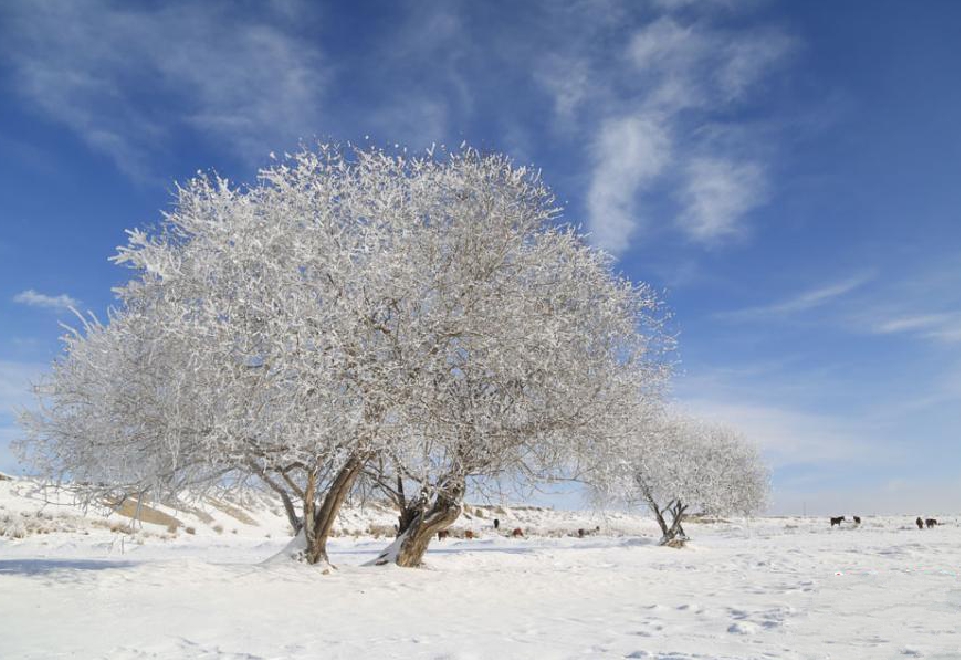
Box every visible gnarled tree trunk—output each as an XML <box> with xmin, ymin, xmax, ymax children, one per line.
<box><xmin>375</xmin><ymin>481</ymin><xmax>464</xmax><ymax>567</ymax></box>
<box><xmin>647</xmin><ymin>494</ymin><xmax>687</xmax><ymax>547</ymax></box>
<box><xmin>666</xmin><ymin>502</ymin><xmax>688</xmax><ymax>543</ymax></box>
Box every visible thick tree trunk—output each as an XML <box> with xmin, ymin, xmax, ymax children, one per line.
<box><xmin>375</xmin><ymin>481</ymin><xmax>464</xmax><ymax>567</ymax></box>
<box><xmin>303</xmin><ymin>455</ymin><xmax>365</xmax><ymax>566</ymax></box>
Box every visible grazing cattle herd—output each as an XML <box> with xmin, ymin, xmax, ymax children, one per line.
<box><xmin>436</xmin><ymin>515</ymin><xmax>946</xmax><ymax>543</ymax></box>
<box><xmin>830</xmin><ymin>515</ymin><xmax>939</xmax><ymax>529</ymax></box>
<box><xmin>435</xmin><ymin>524</ymin><xmax>537</xmax><ymax>541</ymax></box>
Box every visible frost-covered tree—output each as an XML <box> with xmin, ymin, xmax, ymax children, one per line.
<box><xmin>595</xmin><ymin>412</ymin><xmax>769</xmax><ymax>546</ymax></box>
<box><xmin>18</xmin><ymin>308</ymin><xmax>231</xmax><ymax>503</ymax></box>
<box><xmin>19</xmin><ymin>144</ymin><xmax>671</xmax><ymax>569</ymax></box>
<box><xmin>22</xmin><ymin>148</ymin><xmax>417</xmax><ymax>567</ymax></box>
<box><xmin>109</xmin><ymin>147</ymin><xmax>445</xmax><ymax>567</ymax></box>
<box><xmin>365</xmin><ymin>155</ymin><xmax>671</xmax><ymax>567</ymax></box>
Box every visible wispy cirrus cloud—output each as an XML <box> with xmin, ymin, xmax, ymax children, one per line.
<box><xmin>873</xmin><ymin>313</ymin><xmax>955</xmax><ymax>334</ymax></box>
<box><xmin>0</xmin><ymin>0</ymin><xmax>329</xmax><ymax>178</ymax></box>
<box><xmin>839</xmin><ymin>254</ymin><xmax>961</xmax><ymax>344</ymax></box>
<box><xmin>718</xmin><ymin>273</ymin><xmax>874</xmax><ymax>322</ymax></box>
<box><xmin>586</xmin><ymin>116</ymin><xmax>672</xmax><ymax>250</ymax></box>
<box><xmin>545</xmin><ymin>11</ymin><xmax>797</xmax><ymax>255</ymax></box>
<box><xmin>680</xmin><ymin>396</ymin><xmax>888</xmax><ymax>469</ymax></box>
<box><xmin>873</xmin><ymin>313</ymin><xmax>961</xmax><ymax>343</ymax></box>
<box><xmin>12</xmin><ymin>290</ymin><xmax>79</xmax><ymax>312</ymax></box>
<box><xmin>676</xmin><ymin>158</ymin><xmax>766</xmax><ymax>243</ymax></box>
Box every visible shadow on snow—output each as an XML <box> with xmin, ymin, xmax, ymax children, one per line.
<box><xmin>0</xmin><ymin>558</ymin><xmax>141</xmax><ymax>576</ymax></box>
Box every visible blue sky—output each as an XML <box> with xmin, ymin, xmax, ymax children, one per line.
<box><xmin>1</xmin><ymin>0</ymin><xmax>960</xmax><ymax>514</ymax></box>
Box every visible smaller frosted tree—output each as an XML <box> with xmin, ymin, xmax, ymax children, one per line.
<box><xmin>597</xmin><ymin>412</ymin><xmax>769</xmax><ymax>546</ymax></box>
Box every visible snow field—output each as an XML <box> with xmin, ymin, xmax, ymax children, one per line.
<box><xmin>3</xmin><ymin>511</ymin><xmax>961</xmax><ymax>659</ymax></box>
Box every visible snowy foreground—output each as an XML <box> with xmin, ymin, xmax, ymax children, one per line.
<box><xmin>2</xmin><ymin>483</ymin><xmax>960</xmax><ymax>659</ymax></box>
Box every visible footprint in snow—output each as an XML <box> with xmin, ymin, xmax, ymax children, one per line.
<box><xmin>727</xmin><ymin>620</ymin><xmax>760</xmax><ymax>634</ymax></box>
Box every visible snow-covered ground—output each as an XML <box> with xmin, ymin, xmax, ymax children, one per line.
<box><xmin>2</xmin><ymin>477</ymin><xmax>960</xmax><ymax>659</ymax></box>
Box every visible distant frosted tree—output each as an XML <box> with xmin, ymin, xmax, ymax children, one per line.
<box><xmin>594</xmin><ymin>411</ymin><xmax>769</xmax><ymax>546</ymax></box>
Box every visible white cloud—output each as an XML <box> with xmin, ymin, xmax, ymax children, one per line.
<box><xmin>587</xmin><ymin>116</ymin><xmax>672</xmax><ymax>254</ymax></box>
<box><xmin>874</xmin><ymin>313</ymin><xmax>953</xmax><ymax>334</ymax></box>
<box><xmin>926</xmin><ymin>325</ymin><xmax>961</xmax><ymax>342</ymax></box>
<box><xmin>12</xmin><ymin>290</ymin><xmax>79</xmax><ymax>312</ymax></box>
<box><xmin>651</xmin><ymin>0</ymin><xmax>756</xmax><ymax>11</ymax></box>
<box><xmin>558</xmin><ymin>12</ymin><xmax>795</xmax><ymax>254</ymax></box>
<box><xmin>537</xmin><ymin>57</ymin><xmax>595</xmax><ymax>128</ymax></box>
<box><xmin>715</xmin><ymin>28</ymin><xmax>795</xmax><ymax>102</ymax></box>
<box><xmin>676</xmin><ymin>157</ymin><xmax>765</xmax><ymax>242</ymax></box>
<box><xmin>680</xmin><ymin>397</ymin><xmax>888</xmax><ymax>469</ymax></box>
<box><xmin>0</xmin><ymin>1</ymin><xmax>328</xmax><ymax>177</ymax></box>
<box><xmin>870</xmin><ymin>312</ymin><xmax>961</xmax><ymax>343</ymax></box>
<box><xmin>628</xmin><ymin>17</ymin><xmax>709</xmax><ymax>77</ymax></box>
<box><xmin>718</xmin><ymin>273</ymin><xmax>873</xmax><ymax>322</ymax></box>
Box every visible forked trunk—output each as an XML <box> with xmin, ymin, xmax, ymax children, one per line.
<box><xmin>647</xmin><ymin>494</ymin><xmax>671</xmax><ymax>543</ymax></box>
<box><xmin>663</xmin><ymin>502</ymin><xmax>688</xmax><ymax>548</ymax></box>
<box><xmin>649</xmin><ymin>496</ymin><xmax>687</xmax><ymax>547</ymax></box>
<box><xmin>667</xmin><ymin>503</ymin><xmax>687</xmax><ymax>541</ymax></box>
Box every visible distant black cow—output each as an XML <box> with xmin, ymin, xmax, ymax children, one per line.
<box><xmin>830</xmin><ymin>516</ymin><xmax>845</xmax><ymax>527</ymax></box>
<box><xmin>925</xmin><ymin>518</ymin><xmax>938</xmax><ymax>528</ymax></box>
<box><xmin>916</xmin><ymin>516</ymin><xmax>924</xmax><ymax>529</ymax></box>
<box><xmin>852</xmin><ymin>516</ymin><xmax>861</xmax><ymax>525</ymax></box>
<box><xmin>438</xmin><ymin>530</ymin><xmax>451</xmax><ymax>540</ymax></box>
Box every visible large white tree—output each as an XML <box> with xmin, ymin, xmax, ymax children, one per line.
<box><xmin>19</xmin><ymin>144</ymin><xmax>672</xmax><ymax>569</ymax></box>
<box><xmin>364</xmin><ymin>153</ymin><xmax>671</xmax><ymax>566</ymax></box>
